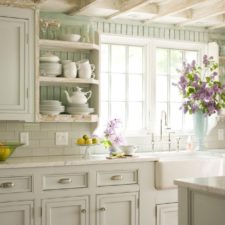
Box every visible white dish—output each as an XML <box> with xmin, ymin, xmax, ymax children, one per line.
<box><xmin>40</xmin><ymin>106</ymin><xmax>65</xmax><ymax>111</ymax></box>
<box><xmin>67</xmin><ymin>108</ymin><xmax>94</xmax><ymax>115</ymax></box>
<box><xmin>60</xmin><ymin>34</ymin><xmax>81</xmax><ymax>42</ymax></box>
<box><xmin>119</xmin><ymin>145</ymin><xmax>137</xmax><ymax>155</ymax></box>
<box><xmin>67</xmin><ymin>107</ymin><xmax>94</xmax><ymax>113</ymax></box>
<box><xmin>68</xmin><ymin>103</ymin><xmax>88</xmax><ymax>107</ymax></box>
<box><xmin>40</xmin><ymin>56</ymin><xmax>60</xmax><ymax>62</ymax></box>
<box><xmin>41</xmin><ymin>100</ymin><xmax>62</xmax><ymax>105</ymax></box>
<box><xmin>40</xmin><ymin>63</ymin><xmax>62</xmax><ymax>76</ymax></box>
<box><xmin>40</xmin><ymin>110</ymin><xmax>63</xmax><ymax>116</ymax></box>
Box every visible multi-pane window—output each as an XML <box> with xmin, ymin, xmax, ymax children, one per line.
<box><xmin>100</xmin><ymin>43</ymin><xmax>145</xmax><ymax>132</ymax></box>
<box><xmin>155</xmin><ymin>48</ymin><xmax>198</xmax><ymax>131</ymax></box>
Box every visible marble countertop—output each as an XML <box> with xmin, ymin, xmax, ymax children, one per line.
<box><xmin>175</xmin><ymin>176</ymin><xmax>225</xmax><ymax>196</ymax></box>
<box><xmin>0</xmin><ymin>154</ymin><xmax>158</xmax><ymax>169</ymax></box>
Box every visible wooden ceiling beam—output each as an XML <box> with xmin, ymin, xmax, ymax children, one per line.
<box><xmin>145</xmin><ymin>0</ymin><xmax>208</xmax><ymax>22</ymax></box>
<box><xmin>106</xmin><ymin>0</ymin><xmax>153</xmax><ymax>19</ymax></box>
<box><xmin>179</xmin><ymin>1</ymin><xmax>225</xmax><ymax>26</ymax></box>
<box><xmin>67</xmin><ymin>0</ymin><xmax>98</xmax><ymax>16</ymax></box>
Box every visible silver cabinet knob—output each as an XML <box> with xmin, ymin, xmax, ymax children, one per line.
<box><xmin>0</xmin><ymin>182</ymin><xmax>15</xmax><ymax>188</ymax></box>
<box><xmin>99</xmin><ymin>207</ymin><xmax>106</xmax><ymax>211</ymax></box>
<box><xmin>111</xmin><ymin>175</ymin><xmax>123</xmax><ymax>181</ymax></box>
<box><xmin>81</xmin><ymin>209</ymin><xmax>86</xmax><ymax>214</ymax></box>
<box><xmin>58</xmin><ymin>178</ymin><xmax>72</xmax><ymax>184</ymax></box>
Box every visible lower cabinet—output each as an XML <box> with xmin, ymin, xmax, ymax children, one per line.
<box><xmin>157</xmin><ymin>203</ymin><xmax>178</xmax><ymax>225</ymax></box>
<box><xmin>97</xmin><ymin>192</ymin><xmax>139</xmax><ymax>225</ymax></box>
<box><xmin>42</xmin><ymin>196</ymin><xmax>89</xmax><ymax>225</ymax></box>
<box><xmin>0</xmin><ymin>201</ymin><xmax>33</xmax><ymax>225</ymax></box>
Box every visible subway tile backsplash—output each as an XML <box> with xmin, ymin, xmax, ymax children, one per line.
<box><xmin>0</xmin><ymin>119</ymin><xmax>225</xmax><ymax>158</ymax></box>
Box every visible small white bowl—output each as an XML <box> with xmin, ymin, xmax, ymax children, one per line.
<box><xmin>119</xmin><ymin>145</ymin><xmax>137</xmax><ymax>155</ymax></box>
<box><xmin>60</xmin><ymin>34</ymin><xmax>81</xmax><ymax>42</ymax></box>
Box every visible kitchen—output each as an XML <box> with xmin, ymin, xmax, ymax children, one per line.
<box><xmin>1</xmin><ymin>0</ymin><xmax>225</xmax><ymax>225</ymax></box>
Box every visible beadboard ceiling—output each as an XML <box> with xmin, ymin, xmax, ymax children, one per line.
<box><xmin>37</xmin><ymin>0</ymin><xmax>225</xmax><ymax>30</ymax></box>
<box><xmin>1</xmin><ymin>0</ymin><xmax>225</xmax><ymax>30</ymax></box>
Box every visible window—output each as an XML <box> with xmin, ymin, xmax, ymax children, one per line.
<box><xmin>100</xmin><ymin>36</ymin><xmax>147</xmax><ymax>133</ymax></box>
<box><xmin>100</xmin><ymin>36</ymin><xmax>206</xmax><ymax>135</ymax></box>
<box><xmin>155</xmin><ymin>48</ymin><xmax>198</xmax><ymax>131</ymax></box>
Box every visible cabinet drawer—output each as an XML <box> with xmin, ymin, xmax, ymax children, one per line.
<box><xmin>97</xmin><ymin>170</ymin><xmax>138</xmax><ymax>187</ymax></box>
<box><xmin>0</xmin><ymin>176</ymin><xmax>32</xmax><ymax>194</ymax></box>
<box><xmin>42</xmin><ymin>173</ymin><xmax>88</xmax><ymax>190</ymax></box>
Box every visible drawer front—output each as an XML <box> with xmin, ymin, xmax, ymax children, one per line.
<box><xmin>97</xmin><ymin>170</ymin><xmax>138</xmax><ymax>187</ymax></box>
<box><xmin>0</xmin><ymin>176</ymin><xmax>32</xmax><ymax>194</ymax></box>
<box><xmin>43</xmin><ymin>173</ymin><xmax>88</xmax><ymax>190</ymax></box>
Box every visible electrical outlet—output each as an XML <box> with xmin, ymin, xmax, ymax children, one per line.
<box><xmin>56</xmin><ymin>132</ymin><xmax>68</xmax><ymax>146</ymax></box>
<box><xmin>20</xmin><ymin>132</ymin><xmax>29</xmax><ymax>146</ymax></box>
<box><xmin>218</xmin><ymin>129</ymin><xmax>224</xmax><ymax>141</ymax></box>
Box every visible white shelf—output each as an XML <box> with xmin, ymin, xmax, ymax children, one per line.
<box><xmin>39</xmin><ymin>76</ymin><xmax>99</xmax><ymax>86</ymax></box>
<box><xmin>38</xmin><ymin>114</ymin><xmax>98</xmax><ymax>122</ymax></box>
<box><xmin>39</xmin><ymin>39</ymin><xmax>99</xmax><ymax>51</ymax></box>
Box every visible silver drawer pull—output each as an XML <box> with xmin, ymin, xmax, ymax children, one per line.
<box><xmin>81</xmin><ymin>209</ymin><xmax>86</xmax><ymax>214</ymax></box>
<box><xmin>111</xmin><ymin>175</ymin><xmax>123</xmax><ymax>181</ymax></box>
<box><xmin>58</xmin><ymin>178</ymin><xmax>72</xmax><ymax>184</ymax></box>
<box><xmin>0</xmin><ymin>182</ymin><xmax>15</xmax><ymax>188</ymax></box>
<box><xmin>99</xmin><ymin>207</ymin><xmax>106</xmax><ymax>211</ymax></box>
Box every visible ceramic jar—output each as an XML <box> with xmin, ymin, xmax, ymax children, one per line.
<box><xmin>77</xmin><ymin>59</ymin><xmax>95</xmax><ymax>79</ymax></box>
<box><xmin>63</xmin><ymin>62</ymin><xmax>77</xmax><ymax>78</ymax></box>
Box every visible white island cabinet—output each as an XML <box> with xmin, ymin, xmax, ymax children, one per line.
<box><xmin>175</xmin><ymin>176</ymin><xmax>225</xmax><ymax>225</ymax></box>
<box><xmin>0</xmin><ymin>156</ymin><xmax>157</xmax><ymax>225</ymax></box>
<box><xmin>0</xmin><ymin>6</ymin><xmax>35</xmax><ymax>121</ymax></box>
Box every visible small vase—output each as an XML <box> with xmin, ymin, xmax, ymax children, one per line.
<box><xmin>109</xmin><ymin>145</ymin><xmax>119</xmax><ymax>156</ymax></box>
<box><xmin>193</xmin><ymin>111</ymin><xmax>208</xmax><ymax>151</ymax></box>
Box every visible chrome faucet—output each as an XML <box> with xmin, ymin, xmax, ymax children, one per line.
<box><xmin>160</xmin><ymin>110</ymin><xmax>168</xmax><ymax>140</ymax></box>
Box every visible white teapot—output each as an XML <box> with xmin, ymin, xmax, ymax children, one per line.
<box><xmin>64</xmin><ymin>86</ymin><xmax>92</xmax><ymax>104</ymax></box>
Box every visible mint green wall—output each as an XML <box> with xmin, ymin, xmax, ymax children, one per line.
<box><xmin>40</xmin><ymin>12</ymin><xmax>210</xmax><ymax>43</ymax></box>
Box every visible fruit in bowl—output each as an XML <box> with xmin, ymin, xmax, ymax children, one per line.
<box><xmin>119</xmin><ymin>145</ymin><xmax>137</xmax><ymax>155</ymax></box>
<box><xmin>0</xmin><ymin>143</ymin><xmax>23</xmax><ymax>161</ymax></box>
<box><xmin>76</xmin><ymin>135</ymin><xmax>99</xmax><ymax>145</ymax></box>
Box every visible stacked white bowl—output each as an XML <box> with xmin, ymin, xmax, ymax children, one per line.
<box><xmin>40</xmin><ymin>53</ymin><xmax>62</xmax><ymax>77</ymax></box>
<box><xmin>66</xmin><ymin>103</ymin><xmax>94</xmax><ymax>115</ymax></box>
<box><xmin>40</xmin><ymin>100</ymin><xmax>65</xmax><ymax>115</ymax></box>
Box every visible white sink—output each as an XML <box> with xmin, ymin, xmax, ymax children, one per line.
<box><xmin>154</xmin><ymin>152</ymin><xmax>223</xmax><ymax>189</ymax></box>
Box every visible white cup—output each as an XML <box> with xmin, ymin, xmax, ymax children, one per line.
<box><xmin>63</xmin><ymin>62</ymin><xmax>77</xmax><ymax>78</ymax></box>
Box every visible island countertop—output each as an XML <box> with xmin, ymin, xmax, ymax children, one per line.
<box><xmin>175</xmin><ymin>176</ymin><xmax>225</xmax><ymax>196</ymax></box>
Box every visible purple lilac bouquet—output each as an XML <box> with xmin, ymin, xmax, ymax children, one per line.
<box><xmin>101</xmin><ymin>118</ymin><xmax>126</xmax><ymax>149</ymax></box>
<box><xmin>175</xmin><ymin>55</ymin><xmax>225</xmax><ymax>116</ymax></box>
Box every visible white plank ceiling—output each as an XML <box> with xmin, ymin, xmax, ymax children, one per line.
<box><xmin>1</xmin><ymin>0</ymin><xmax>225</xmax><ymax>30</ymax></box>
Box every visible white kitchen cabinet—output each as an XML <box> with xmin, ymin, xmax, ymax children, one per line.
<box><xmin>42</xmin><ymin>196</ymin><xmax>89</xmax><ymax>225</ymax></box>
<box><xmin>97</xmin><ymin>192</ymin><xmax>138</xmax><ymax>225</ymax></box>
<box><xmin>157</xmin><ymin>203</ymin><xmax>178</xmax><ymax>225</ymax></box>
<box><xmin>0</xmin><ymin>6</ymin><xmax>35</xmax><ymax>121</ymax></box>
<box><xmin>0</xmin><ymin>201</ymin><xmax>33</xmax><ymax>225</ymax></box>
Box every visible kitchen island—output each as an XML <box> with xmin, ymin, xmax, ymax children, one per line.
<box><xmin>175</xmin><ymin>176</ymin><xmax>225</xmax><ymax>225</ymax></box>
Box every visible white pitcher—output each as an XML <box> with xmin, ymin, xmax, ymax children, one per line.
<box><xmin>77</xmin><ymin>59</ymin><xmax>95</xmax><ymax>79</ymax></box>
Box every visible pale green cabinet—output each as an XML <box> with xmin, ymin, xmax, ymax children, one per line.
<box><xmin>0</xmin><ymin>201</ymin><xmax>33</xmax><ymax>225</ymax></box>
<box><xmin>0</xmin><ymin>6</ymin><xmax>35</xmax><ymax>121</ymax></box>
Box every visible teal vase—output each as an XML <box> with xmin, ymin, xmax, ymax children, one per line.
<box><xmin>193</xmin><ymin>111</ymin><xmax>208</xmax><ymax>151</ymax></box>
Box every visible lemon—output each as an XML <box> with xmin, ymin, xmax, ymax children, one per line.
<box><xmin>85</xmin><ymin>139</ymin><xmax>93</xmax><ymax>145</ymax></box>
<box><xmin>92</xmin><ymin>138</ymin><xmax>99</xmax><ymax>144</ymax></box>
<box><xmin>0</xmin><ymin>146</ymin><xmax>11</xmax><ymax>161</ymax></box>
<box><xmin>76</xmin><ymin>138</ymin><xmax>86</xmax><ymax>145</ymax></box>
<box><xmin>83</xmin><ymin>134</ymin><xmax>89</xmax><ymax>140</ymax></box>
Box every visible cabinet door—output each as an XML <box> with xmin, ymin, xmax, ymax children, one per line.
<box><xmin>42</xmin><ymin>196</ymin><xmax>89</xmax><ymax>225</ymax></box>
<box><xmin>157</xmin><ymin>203</ymin><xmax>178</xmax><ymax>225</ymax></box>
<box><xmin>97</xmin><ymin>192</ymin><xmax>138</xmax><ymax>225</ymax></box>
<box><xmin>0</xmin><ymin>7</ymin><xmax>34</xmax><ymax>121</ymax></box>
<box><xmin>0</xmin><ymin>201</ymin><xmax>33</xmax><ymax>225</ymax></box>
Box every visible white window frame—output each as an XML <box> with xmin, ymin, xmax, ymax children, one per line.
<box><xmin>100</xmin><ymin>34</ymin><xmax>208</xmax><ymax>136</ymax></box>
<box><xmin>150</xmin><ymin>39</ymin><xmax>207</xmax><ymax>133</ymax></box>
<box><xmin>100</xmin><ymin>34</ymin><xmax>150</xmax><ymax>136</ymax></box>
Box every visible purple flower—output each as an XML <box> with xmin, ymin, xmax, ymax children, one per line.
<box><xmin>175</xmin><ymin>55</ymin><xmax>225</xmax><ymax>116</ymax></box>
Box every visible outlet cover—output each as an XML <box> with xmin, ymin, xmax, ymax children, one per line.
<box><xmin>56</xmin><ymin>132</ymin><xmax>68</xmax><ymax>146</ymax></box>
<box><xmin>20</xmin><ymin>132</ymin><xmax>29</xmax><ymax>146</ymax></box>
